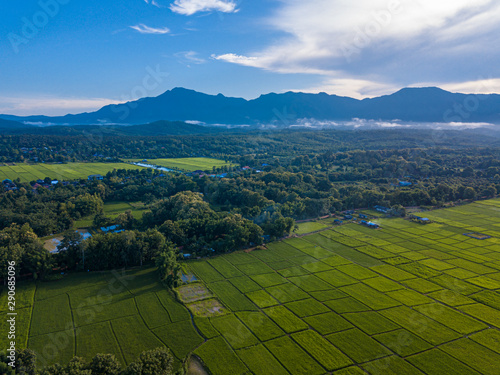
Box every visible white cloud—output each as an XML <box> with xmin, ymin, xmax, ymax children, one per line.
<box><xmin>143</xmin><ymin>0</ymin><xmax>162</xmax><ymax>8</ymax></box>
<box><xmin>0</xmin><ymin>96</ymin><xmax>123</xmax><ymax>116</ymax></box>
<box><xmin>130</xmin><ymin>24</ymin><xmax>170</xmax><ymax>34</ymax></box>
<box><xmin>293</xmin><ymin>77</ymin><xmax>400</xmax><ymax>99</ymax></box>
<box><xmin>423</xmin><ymin>78</ymin><xmax>500</xmax><ymax>95</ymax></box>
<box><xmin>175</xmin><ymin>51</ymin><xmax>206</xmax><ymax>65</ymax></box>
<box><xmin>213</xmin><ymin>0</ymin><xmax>500</xmax><ymax>97</ymax></box>
<box><xmin>170</xmin><ymin>0</ymin><xmax>238</xmax><ymax>16</ymax></box>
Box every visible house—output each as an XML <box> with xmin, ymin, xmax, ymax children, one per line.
<box><xmin>51</xmin><ymin>180</ymin><xmax>59</xmax><ymax>185</ymax></box>
<box><xmin>374</xmin><ymin>205</ymin><xmax>390</xmax><ymax>213</ymax></box>
<box><xmin>359</xmin><ymin>214</ymin><xmax>368</xmax><ymax>219</ymax></box>
<box><xmin>334</xmin><ymin>219</ymin><xmax>343</xmax><ymax>224</ymax></box>
<box><xmin>182</xmin><ymin>254</ymin><xmax>192</xmax><ymax>259</ymax></box>
<box><xmin>411</xmin><ymin>216</ymin><xmax>431</xmax><ymax>224</ymax></box>
<box><xmin>399</xmin><ymin>181</ymin><xmax>412</xmax><ymax>187</ymax></box>
<box><xmin>101</xmin><ymin>225</ymin><xmax>119</xmax><ymax>232</ymax></box>
<box><xmin>88</xmin><ymin>174</ymin><xmax>104</xmax><ymax>180</ymax></box>
<box><xmin>361</xmin><ymin>220</ymin><xmax>380</xmax><ymax>229</ymax></box>
<box><xmin>344</xmin><ymin>215</ymin><xmax>353</xmax><ymax>220</ymax></box>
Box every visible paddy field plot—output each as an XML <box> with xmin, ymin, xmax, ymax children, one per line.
<box><xmin>0</xmin><ymin>162</ymin><xmax>145</xmax><ymax>182</ymax></box>
<box><xmin>3</xmin><ymin>198</ymin><xmax>500</xmax><ymax>374</ymax></box>
<box><xmin>126</xmin><ymin>157</ymin><xmax>237</xmax><ymax>172</ymax></box>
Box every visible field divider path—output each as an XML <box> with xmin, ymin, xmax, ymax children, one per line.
<box><xmin>132</xmin><ymin>295</ymin><xmax>181</xmax><ymax>361</ymax></box>
<box><xmin>109</xmin><ymin>320</ymin><xmax>128</xmax><ymax>365</ymax></box>
<box><xmin>66</xmin><ymin>292</ymin><xmax>77</xmax><ymax>357</ymax></box>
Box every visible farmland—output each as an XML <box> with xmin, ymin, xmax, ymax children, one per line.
<box><xmin>126</xmin><ymin>157</ymin><xmax>237</xmax><ymax>172</ymax></box>
<box><xmin>0</xmin><ymin>162</ymin><xmax>145</xmax><ymax>182</ymax></box>
<box><xmin>2</xmin><ymin>198</ymin><xmax>500</xmax><ymax>373</ymax></box>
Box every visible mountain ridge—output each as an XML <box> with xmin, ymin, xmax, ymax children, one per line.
<box><xmin>2</xmin><ymin>87</ymin><xmax>500</xmax><ymax>126</ymax></box>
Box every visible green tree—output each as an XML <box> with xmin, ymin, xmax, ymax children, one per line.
<box><xmin>125</xmin><ymin>347</ymin><xmax>174</xmax><ymax>375</ymax></box>
<box><xmin>89</xmin><ymin>354</ymin><xmax>121</xmax><ymax>375</ymax></box>
<box><xmin>155</xmin><ymin>242</ymin><xmax>181</xmax><ymax>288</ymax></box>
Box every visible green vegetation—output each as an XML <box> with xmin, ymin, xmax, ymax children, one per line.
<box><xmin>2</xmin><ymin>198</ymin><xmax>500</xmax><ymax>374</ymax></box>
<box><xmin>0</xmin><ymin>162</ymin><xmax>145</xmax><ymax>182</ymax></box>
<box><xmin>126</xmin><ymin>157</ymin><xmax>236</xmax><ymax>172</ymax></box>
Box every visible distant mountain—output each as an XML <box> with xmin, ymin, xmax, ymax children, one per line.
<box><xmin>0</xmin><ymin>120</ymin><xmax>223</xmax><ymax>136</ymax></box>
<box><xmin>2</xmin><ymin>87</ymin><xmax>500</xmax><ymax>126</ymax></box>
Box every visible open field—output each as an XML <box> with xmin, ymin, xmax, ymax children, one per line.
<box><xmin>73</xmin><ymin>201</ymin><xmax>148</xmax><ymax>229</ymax></box>
<box><xmin>126</xmin><ymin>157</ymin><xmax>237</xmax><ymax>172</ymax></box>
<box><xmin>2</xmin><ymin>198</ymin><xmax>500</xmax><ymax>374</ymax></box>
<box><xmin>0</xmin><ymin>162</ymin><xmax>145</xmax><ymax>182</ymax></box>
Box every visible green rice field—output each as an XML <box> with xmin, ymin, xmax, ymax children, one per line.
<box><xmin>0</xmin><ymin>162</ymin><xmax>145</xmax><ymax>182</ymax></box>
<box><xmin>2</xmin><ymin>198</ymin><xmax>500</xmax><ymax>374</ymax></box>
<box><xmin>127</xmin><ymin>157</ymin><xmax>237</xmax><ymax>172</ymax></box>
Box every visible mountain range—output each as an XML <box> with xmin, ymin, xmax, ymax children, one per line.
<box><xmin>1</xmin><ymin>87</ymin><xmax>500</xmax><ymax>127</ymax></box>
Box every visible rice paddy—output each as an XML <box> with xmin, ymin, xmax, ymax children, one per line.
<box><xmin>2</xmin><ymin>198</ymin><xmax>500</xmax><ymax>374</ymax></box>
<box><xmin>126</xmin><ymin>157</ymin><xmax>236</xmax><ymax>172</ymax></box>
<box><xmin>0</xmin><ymin>162</ymin><xmax>145</xmax><ymax>182</ymax></box>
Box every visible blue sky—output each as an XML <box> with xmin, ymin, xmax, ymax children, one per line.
<box><xmin>1</xmin><ymin>0</ymin><xmax>500</xmax><ymax>115</ymax></box>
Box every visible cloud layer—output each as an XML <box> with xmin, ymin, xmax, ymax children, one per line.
<box><xmin>130</xmin><ymin>24</ymin><xmax>170</xmax><ymax>34</ymax></box>
<box><xmin>214</xmin><ymin>0</ymin><xmax>500</xmax><ymax>97</ymax></box>
<box><xmin>170</xmin><ymin>0</ymin><xmax>238</xmax><ymax>15</ymax></box>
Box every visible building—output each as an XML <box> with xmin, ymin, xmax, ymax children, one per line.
<box><xmin>399</xmin><ymin>181</ymin><xmax>412</xmax><ymax>187</ymax></box>
<box><xmin>374</xmin><ymin>205</ymin><xmax>390</xmax><ymax>213</ymax></box>
<box><xmin>361</xmin><ymin>220</ymin><xmax>380</xmax><ymax>229</ymax></box>
<box><xmin>88</xmin><ymin>174</ymin><xmax>104</xmax><ymax>180</ymax></box>
<box><xmin>411</xmin><ymin>215</ymin><xmax>431</xmax><ymax>224</ymax></box>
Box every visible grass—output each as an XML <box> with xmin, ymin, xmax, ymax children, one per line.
<box><xmin>110</xmin><ymin>315</ymin><xmax>165</xmax><ymax>363</ymax></box>
<box><xmin>30</xmin><ymin>294</ymin><xmax>73</xmax><ymax>336</ymax></box>
<box><xmin>265</xmin><ymin>336</ymin><xmax>325</xmax><ymax>375</ymax></box>
<box><xmin>294</xmin><ymin>221</ymin><xmax>330</xmax><ymax>235</ymax></box>
<box><xmin>236</xmin><ymin>344</ymin><xmax>289</xmax><ymax>375</ymax></box>
<box><xmin>326</xmin><ymin>328</ymin><xmax>392</xmax><ymax>363</ymax></box>
<box><xmin>207</xmin><ymin>280</ymin><xmax>257</xmax><ymax>311</ymax></box>
<box><xmin>194</xmin><ymin>337</ymin><xmax>248</xmax><ymax>375</ymax></box>
<box><xmin>210</xmin><ymin>314</ymin><xmax>259</xmax><ymax>350</ymax></box>
<box><xmin>228</xmin><ymin>275</ymin><xmax>261</xmax><ymax>293</ymax></box>
<box><xmin>153</xmin><ymin>320</ymin><xmax>204</xmax><ymax>359</ymax></box>
<box><xmin>0</xmin><ymin>162</ymin><xmax>145</xmax><ymax>182</ymax></box>
<box><xmin>76</xmin><ymin>321</ymin><xmax>125</xmax><ymax>364</ymax></box>
<box><xmin>362</xmin><ymin>356</ymin><xmax>424</xmax><ymax>375</ymax></box>
<box><xmin>373</xmin><ymin>329</ymin><xmax>433</xmax><ymax>357</ymax></box>
<box><xmin>469</xmin><ymin>329</ymin><xmax>500</xmax><ymax>354</ymax></box>
<box><xmin>292</xmin><ymin>330</ymin><xmax>353</xmax><ymax>371</ymax></box>
<box><xmin>380</xmin><ymin>306</ymin><xmax>461</xmax><ymax>345</ymax></box>
<box><xmin>156</xmin><ymin>290</ymin><xmax>191</xmax><ymax>322</ymax></box>
<box><xmin>236</xmin><ymin>311</ymin><xmax>285</xmax><ymax>341</ymax></box>
<box><xmin>407</xmin><ymin>349</ymin><xmax>481</xmax><ymax>375</ymax></box>
<box><xmin>285</xmin><ymin>298</ymin><xmax>330</xmax><ymax>317</ymax></box>
<box><xmin>263</xmin><ymin>305</ymin><xmax>309</xmax><ymax>334</ymax></box>
<box><xmin>8</xmin><ymin>198</ymin><xmax>500</xmax><ymax>374</ymax></box>
<box><xmin>188</xmin><ymin>262</ymin><xmax>225</xmax><ymax>283</ymax></box>
<box><xmin>126</xmin><ymin>157</ymin><xmax>236</xmax><ymax>172</ymax></box>
<box><xmin>207</xmin><ymin>257</ymin><xmax>244</xmax><ymax>279</ymax></box>
<box><xmin>339</xmin><ymin>283</ymin><xmax>401</xmax><ymax>310</ymax></box>
<box><xmin>413</xmin><ymin>303</ymin><xmax>488</xmax><ymax>334</ymax></box>
<box><xmin>440</xmin><ymin>338</ymin><xmax>500</xmax><ymax>374</ymax></box>
<box><xmin>342</xmin><ymin>311</ymin><xmax>401</xmax><ymax>335</ymax></box>
<box><xmin>245</xmin><ymin>289</ymin><xmax>279</xmax><ymax>308</ymax></box>
<box><xmin>135</xmin><ymin>293</ymin><xmax>171</xmax><ymax>328</ymax></box>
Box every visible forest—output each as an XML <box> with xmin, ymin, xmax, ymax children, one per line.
<box><xmin>0</xmin><ymin>128</ymin><xmax>499</xmax><ymax>281</ymax></box>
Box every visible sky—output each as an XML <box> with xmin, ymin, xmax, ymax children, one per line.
<box><xmin>1</xmin><ymin>0</ymin><xmax>500</xmax><ymax>116</ymax></box>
